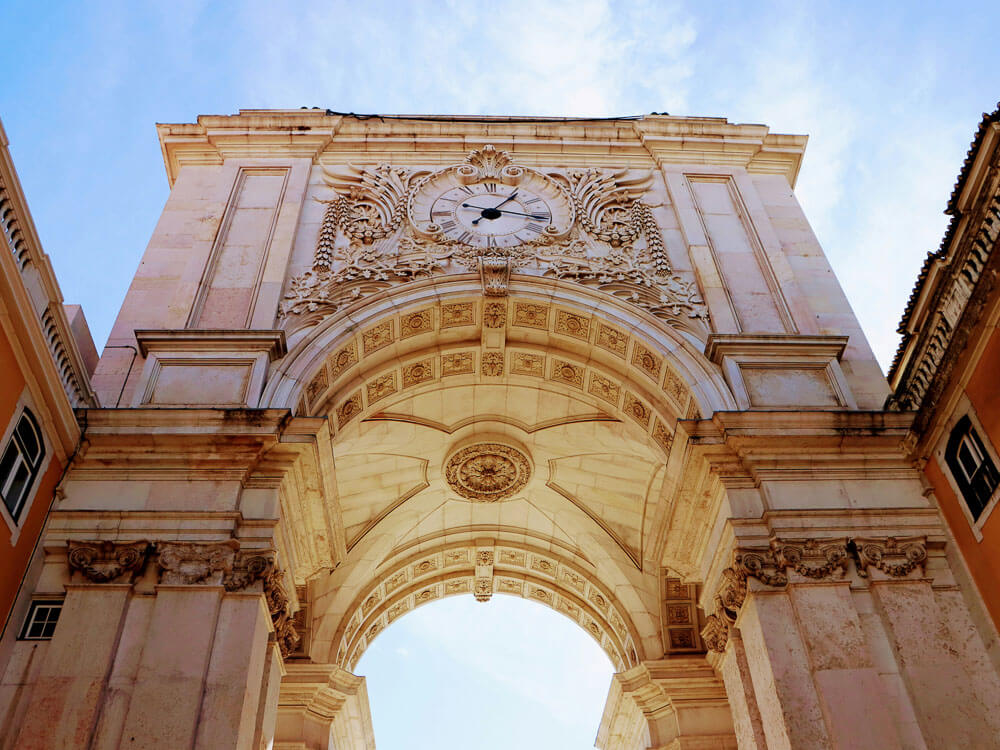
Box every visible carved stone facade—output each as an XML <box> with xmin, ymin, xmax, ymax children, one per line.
<box><xmin>3</xmin><ymin>110</ymin><xmax>1000</xmax><ymax>750</ymax></box>
<box><xmin>702</xmin><ymin>536</ymin><xmax>928</xmax><ymax>653</ymax></box>
<box><xmin>279</xmin><ymin>146</ymin><xmax>709</xmax><ymax>335</ymax></box>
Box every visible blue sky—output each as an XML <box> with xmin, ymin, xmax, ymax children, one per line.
<box><xmin>2</xmin><ymin>1</ymin><xmax>997</xmax><ymax>747</ymax></box>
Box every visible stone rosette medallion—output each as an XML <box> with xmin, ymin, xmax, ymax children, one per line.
<box><xmin>444</xmin><ymin>442</ymin><xmax>531</xmax><ymax>502</ymax></box>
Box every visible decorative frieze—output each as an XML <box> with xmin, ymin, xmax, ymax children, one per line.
<box><xmin>702</xmin><ymin>536</ymin><xmax>928</xmax><ymax>652</ymax></box>
<box><xmin>67</xmin><ymin>540</ymin><xmax>151</xmax><ymax>583</ymax></box>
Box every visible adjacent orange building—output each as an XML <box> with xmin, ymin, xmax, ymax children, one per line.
<box><xmin>890</xmin><ymin>103</ymin><xmax>1000</xmax><ymax>625</ymax></box>
<box><xmin>0</xmin><ymin>117</ymin><xmax>96</xmax><ymax>645</ymax></box>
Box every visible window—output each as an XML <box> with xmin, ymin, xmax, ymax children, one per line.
<box><xmin>18</xmin><ymin>600</ymin><xmax>62</xmax><ymax>640</ymax></box>
<box><xmin>0</xmin><ymin>408</ymin><xmax>45</xmax><ymax>522</ymax></box>
<box><xmin>945</xmin><ymin>416</ymin><xmax>1000</xmax><ymax>521</ymax></box>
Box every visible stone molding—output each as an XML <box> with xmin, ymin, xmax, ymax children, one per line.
<box><xmin>701</xmin><ymin>535</ymin><xmax>929</xmax><ymax>652</ymax></box>
<box><xmin>157</xmin><ymin>111</ymin><xmax>805</xmax><ymax>189</ymax></box>
<box><xmin>134</xmin><ymin>329</ymin><xmax>288</xmax><ymax>360</ymax></box>
<box><xmin>332</xmin><ymin>538</ymin><xmax>640</xmax><ymax>671</ymax></box>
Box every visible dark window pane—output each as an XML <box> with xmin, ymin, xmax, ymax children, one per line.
<box><xmin>0</xmin><ymin>441</ymin><xmax>19</xmax><ymax>490</ymax></box>
<box><xmin>945</xmin><ymin>417</ymin><xmax>1000</xmax><ymax>522</ymax></box>
<box><xmin>20</xmin><ymin>601</ymin><xmax>62</xmax><ymax>640</ymax></box>
<box><xmin>3</xmin><ymin>461</ymin><xmax>30</xmax><ymax>518</ymax></box>
<box><xmin>958</xmin><ymin>442</ymin><xmax>980</xmax><ymax>480</ymax></box>
<box><xmin>15</xmin><ymin>414</ymin><xmax>40</xmax><ymax>463</ymax></box>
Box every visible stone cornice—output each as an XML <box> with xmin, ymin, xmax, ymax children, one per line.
<box><xmin>63</xmin><ymin>409</ymin><xmax>345</xmax><ymax>582</ymax></box>
<box><xmin>157</xmin><ymin>110</ymin><xmax>806</xmax><ymax>188</ymax></box>
<box><xmin>134</xmin><ymin>329</ymin><xmax>287</xmax><ymax>360</ymax></box>
<box><xmin>705</xmin><ymin>334</ymin><xmax>848</xmax><ymax>365</ymax></box>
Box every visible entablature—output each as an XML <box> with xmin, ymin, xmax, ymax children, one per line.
<box><xmin>157</xmin><ymin>111</ymin><xmax>806</xmax><ymax>188</ymax></box>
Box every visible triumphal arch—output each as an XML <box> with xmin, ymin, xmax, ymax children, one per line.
<box><xmin>3</xmin><ymin>110</ymin><xmax>1000</xmax><ymax>749</ymax></box>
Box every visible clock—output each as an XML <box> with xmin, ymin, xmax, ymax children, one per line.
<box><xmin>408</xmin><ymin>167</ymin><xmax>573</xmax><ymax>249</ymax></box>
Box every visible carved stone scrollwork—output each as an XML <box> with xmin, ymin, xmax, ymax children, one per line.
<box><xmin>771</xmin><ymin>537</ymin><xmax>849</xmax><ymax>580</ymax></box>
<box><xmin>264</xmin><ymin>568</ymin><xmax>300</xmax><ymax>658</ymax></box>
<box><xmin>480</xmin><ymin>256</ymin><xmax>511</xmax><ymax>296</ymax></box>
<box><xmin>700</xmin><ymin>536</ymin><xmax>914</xmax><ymax>652</ymax></box>
<box><xmin>280</xmin><ymin>147</ymin><xmax>710</xmax><ymax>335</ymax></box>
<box><xmin>701</xmin><ymin>614</ymin><xmax>730</xmax><ymax>655</ymax></box>
<box><xmin>474</xmin><ymin>578</ymin><xmax>493</xmax><ymax>602</ymax></box>
<box><xmin>67</xmin><ymin>540</ymin><xmax>151</xmax><ymax>583</ymax></box>
<box><xmin>224</xmin><ymin>552</ymin><xmax>275</xmax><ymax>592</ymax></box>
<box><xmin>852</xmin><ymin>537</ymin><xmax>928</xmax><ymax>579</ymax></box>
<box><xmin>157</xmin><ymin>540</ymin><xmax>240</xmax><ymax>586</ymax></box>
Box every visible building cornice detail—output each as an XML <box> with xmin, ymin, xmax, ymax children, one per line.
<box><xmin>889</xmin><ymin>108</ymin><xmax>1000</xmax><ymax>433</ymax></box>
<box><xmin>134</xmin><ymin>329</ymin><xmax>287</xmax><ymax>360</ymax></box>
<box><xmin>156</xmin><ymin>111</ymin><xmax>806</xmax><ymax>188</ymax></box>
<box><xmin>1</xmin><ymin>119</ymin><xmax>97</xmax><ymax>413</ymax></box>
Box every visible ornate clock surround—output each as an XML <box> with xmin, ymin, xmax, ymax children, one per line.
<box><xmin>280</xmin><ymin>145</ymin><xmax>709</xmax><ymax>336</ymax></box>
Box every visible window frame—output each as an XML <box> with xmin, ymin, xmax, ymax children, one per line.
<box><xmin>0</xmin><ymin>407</ymin><xmax>45</xmax><ymax>522</ymax></box>
<box><xmin>17</xmin><ymin>599</ymin><xmax>63</xmax><ymax>640</ymax></box>
<box><xmin>936</xmin><ymin>401</ymin><xmax>1000</xmax><ymax>540</ymax></box>
<box><xmin>0</xmin><ymin>390</ymin><xmax>53</xmax><ymax>542</ymax></box>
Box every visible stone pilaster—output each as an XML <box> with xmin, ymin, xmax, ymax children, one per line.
<box><xmin>596</xmin><ymin>658</ymin><xmax>736</xmax><ymax>750</ymax></box>
<box><xmin>701</xmin><ymin>532</ymin><xmax>1000</xmax><ymax>749</ymax></box>
<box><xmin>275</xmin><ymin>663</ymin><xmax>376</xmax><ymax>750</ymax></box>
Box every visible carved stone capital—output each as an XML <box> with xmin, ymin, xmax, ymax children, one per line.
<box><xmin>157</xmin><ymin>540</ymin><xmax>240</xmax><ymax>586</ymax></box>
<box><xmin>852</xmin><ymin>536</ymin><xmax>928</xmax><ymax>579</ymax></box>
<box><xmin>67</xmin><ymin>540</ymin><xmax>151</xmax><ymax>583</ymax></box>
<box><xmin>771</xmin><ymin>537</ymin><xmax>850</xmax><ymax>580</ymax></box>
<box><xmin>701</xmin><ymin>535</ymin><xmax>930</xmax><ymax>652</ymax></box>
<box><xmin>224</xmin><ymin>552</ymin><xmax>275</xmax><ymax>592</ymax></box>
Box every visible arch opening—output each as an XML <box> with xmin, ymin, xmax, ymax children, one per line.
<box><xmin>355</xmin><ymin>594</ymin><xmax>617</xmax><ymax>750</ymax></box>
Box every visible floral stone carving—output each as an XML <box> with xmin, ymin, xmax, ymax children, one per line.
<box><xmin>157</xmin><ymin>540</ymin><xmax>240</xmax><ymax>586</ymax></box>
<box><xmin>264</xmin><ymin>568</ymin><xmax>301</xmax><ymax>658</ymax></box>
<box><xmin>67</xmin><ymin>540</ymin><xmax>151</xmax><ymax>583</ymax></box>
<box><xmin>279</xmin><ymin>147</ymin><xmax>709</xmax><ymax>336</ymax></box>
<box><xmin>701</xmin><ymin>536</ymin><xmax>915</xmax><ymax>653</ymax></box>
<box><xmin>444</xmin><ymin>442</ymin><xmax>531</xmax><ymax>502</ymax></box>
<box><xmin>852</xmin><ymin>536</ymin><xmax>927</xmax><ymax>578</ymax></box>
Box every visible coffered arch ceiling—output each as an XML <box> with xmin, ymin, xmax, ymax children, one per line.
<box><xmin>265</xmin><ymin>277</ymin><xmax>734</xmax><ymax>664</ymax></box>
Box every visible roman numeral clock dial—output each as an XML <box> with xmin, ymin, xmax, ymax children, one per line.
<box><xmin>409</xmin><ymin>168</ymin><xmax>573</xmax><ymax>250</ymax></box>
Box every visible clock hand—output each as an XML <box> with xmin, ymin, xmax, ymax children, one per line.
<box><xmin>493</xmin><ymin>190</ymin><xmax>518</xmax><ymax>209</ymax></box>
<box><xmin>461</xmin><ymin>203</ymin><xmax>549</xmax><ymax>220</ymax></box>
<box><xmin>480</xmin><ymin>208</ymin><xmax>551</xmax><ymax>219</ymax></box>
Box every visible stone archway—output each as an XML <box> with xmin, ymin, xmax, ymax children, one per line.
<box><xmin>263</xmin><ymin>277</ymin><xmax>741</xmax><ymax>749</ymax></box>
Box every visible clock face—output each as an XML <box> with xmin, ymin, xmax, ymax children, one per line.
<box><xmin>409</xmin><ymin>170</ymin><xmax>573</xmax><ymax>248</ymax></box>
